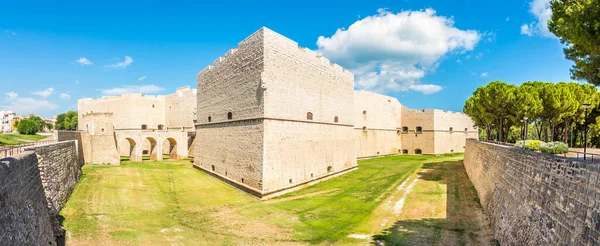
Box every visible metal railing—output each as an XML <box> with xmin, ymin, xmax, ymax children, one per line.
<box><xmin>0</xmin><ymin>140</ymin><xmax>58</xmax><ymax>159</ymax></box>
<box><xmin>480</xmin><ymin>139</ymin><xmax>600</xmax><ymax>162</ymax></box>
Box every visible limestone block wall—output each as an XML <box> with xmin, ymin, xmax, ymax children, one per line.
<box><xmin>194</xmin><ymin>119</ymin><xmax>264</xmax><ymax>192</ymax></box>
<box><xmin>0</xmin><ymin>153</ymin><xmax>56</xmax><ymax>244</ymax></box>
<box><xmin>262</xmin><ymin>119</ymin><xmax>357</xmax><ymax>195</ymax></box>
<box><xmin>78</xmin><ymin>93</ymin><xmax>166</xmax><ymax>130</ymax></box>
<box><xmin>464</xmin><ymin>139</ymin><xmax>600</xmax><ymax>245</ymax></box>
<box><xmin>24</xmin><ymin>141</ymin><xmax>83</xmax><ymax>212</ymax></box>
<box><xmin>165</xmin><ymin>86</ymin><xmax>197</xmax><ymax>129</ymax></box>
<box><xmin>354</xmin><ymin>91</ymin><xmax>402</xmax><ymax>157</ymax></box>
<box><xmin>432</xmin><ymin>110</ymin><xmax>478</xmax><ymax>154</ymax></box>
<box><xmin>196</xmin><ymin>28</ymin><xmax>265</xmax><ymax>124</ymax></box>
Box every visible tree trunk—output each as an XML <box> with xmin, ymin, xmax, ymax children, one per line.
<box><xmin>563</xmin><ymin>120</ymin><xmax>570</xmax><ymax>144</ymax></box>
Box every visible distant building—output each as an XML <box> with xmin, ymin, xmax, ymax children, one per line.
<box><xmin>1</xmin><ymin>111</ymin><xmax>16</xmax><ymax>133</ymax></box>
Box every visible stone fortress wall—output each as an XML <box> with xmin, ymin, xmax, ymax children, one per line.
<box><xmin>0</xmin><ymin>140</ymin><xmax>84</xmax><ymax>245</ymax></box>
<box><xmin>464</xmin><ymin>139</ymin><xmax>600</xmax><ymax>245</ymax></box>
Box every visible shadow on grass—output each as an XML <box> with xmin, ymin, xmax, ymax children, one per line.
<box><xmin>372</xmin><ymin>160</ymin><xmax>496</xmax><ymax>245</ymax></box>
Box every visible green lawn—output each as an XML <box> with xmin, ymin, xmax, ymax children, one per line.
<box><xmin>60</xmin><ymin>154</ymin><xmax>467</xmax><ymax>245</ymax></box>
<box><xmin>0</xmin><ymin>133</ymin><xmax>48</xmax><ymax>145</ymax></box>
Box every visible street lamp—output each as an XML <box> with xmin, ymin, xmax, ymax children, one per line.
<box><xmin>523</xmin><ymin>116</ymin><xmax>529</xmax><ymax>142</ymax></box>
<box><xmin>583</xmin><ymin>103</ymin><xmax>591</xmax><ymax>160</ymax></box>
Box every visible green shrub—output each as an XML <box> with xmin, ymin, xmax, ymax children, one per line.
<box><xmin>540</xmin><ymin>141</ymin><xmax>569</xmax><ymax>154</ymax></box>
<box><xmin>17</xmin><ymin>119</ymin><xmax>39</xmax><ymax>135</ymax></box>
<box><xmin>514</xmin><ymin>140</ymin><xmax>544</xmax><ymax>151</ymax></box>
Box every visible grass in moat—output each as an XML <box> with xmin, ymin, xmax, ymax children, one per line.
<box><xmin>0</xmin><ymin>133</ymin><xmax>48</xmax><ymax>145</ymax></box>
<box><xmin>60</xmin><ymin>154</ymin><xmax>471</xmax><ymax>245</ymax></box>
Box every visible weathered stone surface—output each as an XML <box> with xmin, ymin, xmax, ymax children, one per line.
<box><xmin>0</xmin><ymin>153</ymin><xmax>56</xmax><ymax>245</ymax></box>
<box><xmin>464</xmin><ymin>139</ymin><xmax>600</xmax><ymax>245</ymax></box>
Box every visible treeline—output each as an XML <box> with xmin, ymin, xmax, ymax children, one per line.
<box><xmin>16</xmin><ymin>116</ymin><xmax>52</xmax><ymax>135</ymax></box>
<box><xmin>464</xmin><ymin>81</ymin><xmax>600</xmax><ymax>147</ymax></box>
<box><xmin>55</xmin><ymin>111</ymin><xmax>78</xmax><ymax>130</ymax></box>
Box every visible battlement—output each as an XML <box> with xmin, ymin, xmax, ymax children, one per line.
<box><xmin>198</xmin><ymin>27</ymin><xmax>353</xmax><ymax>80</ymax></box>
<box><xmin>82</xmin><ymin>112</ymin><xmax>113</xmax><ymax>118</ymax></box>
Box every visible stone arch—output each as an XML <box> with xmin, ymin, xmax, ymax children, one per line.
<box><xmin>415</xmin><ymin>149</ymin><xmax>422</xmax><ymax>155</ymax></box>
<box><xmin>145</xmin><ymin>136</ymin><xmax>160</xmax><ymax>161</ymax></box>
<box><xmin>307</xmin><ymin>112</ymin><xmax>313</xmax><ymax>120</ymax></box>
<box><xmin>162</xmin><ymin>137</ymin><xmax>178</xmax><ymax>160</ymax></box>
<box><xmin>227</xmin><ymin>112</ymin><xmax>233</xmax><ymax>120</ymax></box>
<box><xmin>119</xmin><ymin>137</ymin><xmax>139</xmax><ymax>161</ymax></box>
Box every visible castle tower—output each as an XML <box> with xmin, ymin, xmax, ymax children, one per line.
<box><xmin>194</xmin><ymin>27</ymin><xmax>357</xmax><ymax>199</ymax></box>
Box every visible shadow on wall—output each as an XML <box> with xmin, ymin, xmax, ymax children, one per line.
<box><xmin>372</xmin><ymin>160</ymin><xmax>497</xmax><ymax>245</ymax></box>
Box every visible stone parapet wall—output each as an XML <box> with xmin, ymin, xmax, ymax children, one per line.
<box><xmin>25</xmin><ymin>141</ymin><xmax>83</xmax><ymax>213</ymax></box>
<box><xmin>464</xmin><ymin>139</ymin><xmax>600</xmax><ymax>245</ymax></box>
<box><xmin>0</xmin><ymin>152</ymin><xmax>56</xmax><ymax>245</ymax></box>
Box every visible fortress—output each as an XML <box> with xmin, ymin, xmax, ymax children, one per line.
<box><xmin>76</xmin><ymin>27</ymin><xmax>477</xmax><ymax>198</ymax></box>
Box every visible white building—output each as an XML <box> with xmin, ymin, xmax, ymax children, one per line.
<box><xmin>1</xmin><ymin>111</ymin><xmax>16</xmax><ymax>133</ymax></box>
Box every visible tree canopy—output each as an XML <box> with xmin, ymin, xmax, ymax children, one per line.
<box><xmin>17</xmin><ymin>116</ymin><xmax>47</xmax><ymax>135</ymax></box>
<box><xmin>464</xmin><ymin>81</ymin><xmax>599</xmax><ymax>144</ymax></box>
<box><xmin>55</xmin><ymin>111</ymin><xmax>78</xmax><ymax>130</ymax></box>
<box><xmin>549</xmin><ymin>0</ymin><xmax>600</xmax><ymax>85</ymax></box>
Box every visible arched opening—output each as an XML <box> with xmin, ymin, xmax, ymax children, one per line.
<box><xmin>145</xmin><ymin>137</ymin><xmax>159</xmax><ymax>161</ymax></box>
<box><xmin>334</xmin><ymin>116</ymin><xmax>339</xmax><ymax>123</ymax></box>
<box><xmin>119</xmin><ymin>137</ymin><xmax>138</xmax><ymax>162</ymax></box>
<box><xmin>227</xmin><ymin>112</ymin><xmax>233</xmax><ymax>120</ymax></box>
<box><xmin>465</xmin><ymin>128</ymin><xmax>468</xmax><ymax>133</ymax></box>
<box><xmin>415</xmin><ymin>149</ymin><xmax>422</xmax><ymax>155</ymax></box>
<box><xmin>416</xmin><ymin>126</ymin><xmax>423</xmax><ymax>133</ymax></box>
<box><xmin>211</xmin><ymin>165</ymin><xmax>215</xmax><ymax>171</ymax></box>
<box><xmin>208</xmin><ymin>116</ymin><xmax>212</xmax><ymax>122</ymax></box>
<box><xmin>307</xmin><ymin>112</ymin><xmax>313</xmax><ymax>120</ymax></box>
<box><xmin>162</xmin><ymin>137</ymin><xmax>178</xmax><ymax>160</ymax></box>
<box><xmin>362</xmin><ymin>126</ymin><xmax>367</xmax><ymax>131</ymax></box>
<box><xmin>402</xmin><ymin>149</ymin><xmax>409</xmax><ymax>154</ymax></box>
<box><xmin>327</xmin><ymin>166</ymin><xmax>333</xmax><ymax>172</ymax></box>
<box><xmin>449</xmin><ymin>127</ymin><xmax>454</xmax><ymax>133</ymax></box>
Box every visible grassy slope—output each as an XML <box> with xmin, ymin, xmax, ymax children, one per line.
<box><xmin>60</xmin><ymin>155</ymin><xmax>463</xmax><ymax>245</ymax></box>
<box><xmin>0</xmin><ymin>133</ymin><xmax>47</xmax><ymax>145</ymax></box>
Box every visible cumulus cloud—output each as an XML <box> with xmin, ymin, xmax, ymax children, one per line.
<box><xmin>521</xmin><ymin>0</ymin><xmax>555</xmax><ymax>38</ymax></box>
<box><xmin>316</xmin><ymin>8</ymin><xmax>480</xmax><ymax>94</ymax></box>
<box><xmin>60</xmin><ymin>93</ymin><xmax>71</xmax><ymax>99</ymax></box>
<box><xmin>1</xmin><ymin>93</ymin><xmax>58</xmax><ymax>114</ymax></box>
<box><xmin>105</xmin><ymin>56</ymin><xmax>134</xmax><ymax>69</ymax></box>
<box><xmin>481</xmin><ymin>72</ymin><xmax>488</xmax><ymax>77</ymax></box>
<box><xmin>5</xmin><ymin>91</ymin><xmax>18</xmax><ymax>99</ymax></box>
<box><xmin>100</xmin><ymin>85</ymin><xmax>164</xmax><ymax>95</ymax></box>
<box><xmin>32</xmin><ymin>88</ymin><xmax>54</xmax><ymax>98</ymax></box>
<box><xmin>75</xmin><ymin>57</ymin><xmax>93</xmax><ymax>65</ymax></box>
<box><xmin>138</xmin><ymin>76</ymin><xmax>147</xmax><ymax>81</ymax></box>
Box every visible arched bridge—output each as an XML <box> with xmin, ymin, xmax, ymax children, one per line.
<box><xmin>114</xmin><ymin>130</ymin><xmax>192</xmax><ymax>162</ymax></box>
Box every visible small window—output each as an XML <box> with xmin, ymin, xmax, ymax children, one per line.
<box><xmin>311</xmin><ymin>173</ymin><xmax>314</xmax><ymax>178</ymax></box>
<box><xmin>451</xmin><ymin>149</ymin><xmax>454</xmax><ymax>153</ymax></box>
<box><xmin>241</xmin><ymin>178</ymin><xmax>244</xmax><ymax>183</ymax></box>
<box><xmin>402</xmin><ymin>149</ymin><xmax>409</xmax><ymax>154</ymax></box>
<box><xmin>101</xmin><ymin>128</ymin><xmax>104</xmax><ymax>133</ymax></box>
<box><xmin>158</xmin><ymin>125</ymin><xmax>164</xmax><ymax>130</ymax></box>
<box><xmin>227</xmin><ymin>112</ymin><xmax>233</xmax><ymax>120</ymax></box>
<box><xmin>363</xmin><ymin>110</ymin><xmax>367</xmax><ymax>114</ymax></box>
<box><xmin>152</xmin><ymin>104</ymin><xmax>155</xmax><ymax>108</ymax></box>
<box><xmin>211</xmin><ymin>165</ymin><xmax>215</xmax><ymax>171</ymax></box>
<box><xmin>449</xmin><ymin>127</ymin><xmax>454</xmax><ymax>133</ymax></box>
<box><xmin>289</xmin><ymin>179</ymin><xmax>293</xmax><ymax>184</ymax></box>
<box><xmin>416</xmin><ymin>126</ymin><xmax>422</xmax><ymax>133</ymax></box>
<box><xmin>465</xmin><ymin>128</ymin><xmax>468</xmax><ymax>133</ymax></box>
<box><xmin>334</xmin><ymin>116</ymin><xmax>339</xmax><ymax>123</ymax></box>
<box><xmin>376</xmin><ymin>151</ymin><xmax>380</xmax><ymax>155</ymax></box>
<box><xmin>141</xmin><ymin>124</ymin><xmax>147</xmax><ymax>130</ymax></box>
<box><xmin>362</xmin><ymin>126</ymin><xmax>367</xmax><ymax>131</ymax></box>
<box><xmin>307</xmin><ymin>112</ymin><xmax>313</xmax><ymax>120</ymax></box>
<box><xmin>143</xmin><ymin>150</ymin><xmax>149</xmax><ymax>155</ymax></box>
<box><xmin>327</xmin><ymin>166</ymin><xmax>333</xmax><ymax>172</ymax></box>
<box><xmin>208</xmin><ymin>116</ymin><xmax>212</xmax><ymax>122</ymax></box>
<box><xmin>402</xmin><ymin>126</ymin><xmax>408</xmax><ymax>133</ymax></box>
<box><xmin>415</xmin><ymin>149</ymin><xmax>422</xmax><ymax>155</ymax></box>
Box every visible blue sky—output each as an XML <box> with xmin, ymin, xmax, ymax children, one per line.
<box><xmin>0</xmin><ymin>0</ymin><xmax>574</xmax><ymax>117</ymax></box>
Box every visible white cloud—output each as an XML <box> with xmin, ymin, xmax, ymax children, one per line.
<box><xmin>316</xmin><ymin>8</ymin><xmax>480</xmax><ymax>94</ymax></box>
<box><xmin>105</xmin><ymin>56</ymin><xmax>134</xmax><ymax>69</ymax></box>
<box><xmin>5</xmin><ymin>91</ymin><xmax>18</xmax><ymax>99</ymax></box>
<box><xmin>138</xmin><ymin>76</ymin><xmax>147</xmax><ymax>81</ymax></box>
<box><xmin>475</xmin><ymin>52</ymin><xmax>484</xmax><ymax>59</ymax></box>
<box><xmin>75</xmin><ymin>80</ymin><xmax>80</xmax><ymax>84</ymax></box>
<box><xmin>1</xmin><ymin>95</ymin><xmax>58</xmax><ymax>114</ymax></box>
<box><xmin>100</xmin><ymin>85</ymin><xmax>164</xmax><ymax>95</ymax></box>
<box><xmin>60</xmin><ymin>93</ymin><xmax>71</xmax><ymax>99</ymax></box>
<box><xmin>75</xmin><ymin>57</ymin><xmax>93</xmax><ymax>65</ymax></box>
<box><xmin>32</xmin><ymin>88</ymin><xmax>54</xmax><ymax>98</ymax></box>
<box><xmin>521</xmin><ymin>0</ymin><xmax>555</xmax><ymax>38</ymax></box>
<box><xmin>481</xmin><ymin>72</ymin><xmax>488</xmax><ymax>77</ymax></box>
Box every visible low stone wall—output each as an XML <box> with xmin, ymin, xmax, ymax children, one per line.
<box><xmin>0</xmin><ymin>140</ymin><xmax>83</xmax><ymax>245</ymax></box>
<box><xmin>464</xmin><ymin>139</ymin><xmax>600</xmax><ymax>245</ymax></box>
<box><xmin>0</xmin><ymin>153</ymin><xmax>56</xmax><ymax>244</ymax></box>
<box><xmin>25</xmin><ymin>141</ymin><xmax>83</xmax><ymax>212</ymax></box>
